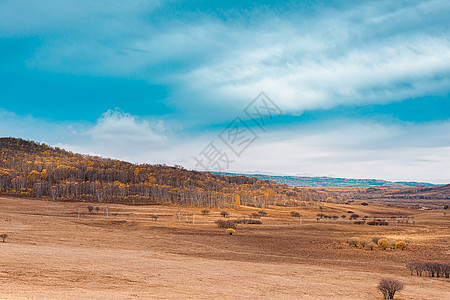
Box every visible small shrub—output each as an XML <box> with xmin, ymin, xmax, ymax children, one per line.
<box><xmin>361</xmin><ymin>202</ymin><xmax>368</xmax><ymax>206</ymax></box>
<box><xmin>347</xmin><ymin>210</ymin><xmax>354</xmax><ymax>213</ymax></box>
<box><xmin>377</xmin><ymin>278</ymin><xmax>404</xmax><ymax>299</ymax></box>
<box><xmin>0</xmin><ymin>233</ymin><xmax>7</xmax><ymax>242</ymax></box>
<box><xmin>226</xmin><ymin>228</ymin><xmax>235</xmax><ymax>235</ymax></box>
<box><xmin>395</xmin><ymin>241</ymin><xmax>407</xmax><ymax>250</ymax></box>
<box><xmin>378</xmin><ymin>238</ymin><xmax>390</xmax><ymax>250</ymax></box>
<box><xmin>220</xmin><ymin>211</ymin><xmax>229</xmax><ymax>218</ymax></box>
<box><xmin>95</xmin><ymin>206</ymin><xmax>100</xmax><ymax>213</ymax></box>
<box><xmin>87</xmin><ymin>205</ymin><xmax>94</xmax><ymax>213</ymax></box>
<box><xmin>341</xmin><ymin>214</ymin><xmax>346</xmax><ymax>219</ymax></box>
<box><xmin>201</xmin><ymin>209</ymin><xmax>210</xmax><ymax>215</ymax></box>
<box><xmin>354</xmin><ymin>220</ymin><xmax>365</xmax><ymax>225</ymax></box>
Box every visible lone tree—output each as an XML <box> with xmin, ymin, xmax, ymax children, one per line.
<box><xmin>377</xmin><ymin>278</ymin><xmax>404</xmax><ymax>299</ymax></box>
<box><xmin>220</xmin><ymin>211</ymin><xmax>229</xmax><ymax>218</ymax></box>
<box><xmin>0</xmin><ymin>233</ymin><xmax>7</xmax><ymax>242</ymax></box>
<box><xmin>87</xmin><ymin>205</ymin><xmax>94</xmax><ymax>213</ymax></box>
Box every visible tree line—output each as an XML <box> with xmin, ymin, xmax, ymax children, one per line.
<box><xmin>0</xmin><ymin>138</ymin><xmax>327</xmax><ymax>208</ymax></box>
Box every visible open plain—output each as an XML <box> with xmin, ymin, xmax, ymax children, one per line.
<box><xmin>0</xmin><ymin>195</ymin><xmax>449</xmax><ymax>299</ymax></box>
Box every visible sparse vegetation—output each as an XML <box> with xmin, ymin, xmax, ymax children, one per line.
<box><xmin>377</xmin><ymin>278</ymin><xmax>404</xmax><ymax>299</ymax></box>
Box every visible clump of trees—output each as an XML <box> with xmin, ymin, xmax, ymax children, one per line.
<box><xmin>215</xmin><ymin>220</ymin><xmax>237</xmax><ymax>229</ymax></box>
<box><xmin>347</xmin><ymin>237</ymin><xmax>408</xmax><ymax>251</ymax></box>
<box><xmin>377</xmin><ymin>278</ymin><xmax>404</xmax><ymax>299</ymax></box>
<box><xmin>234</xmin><ymin>218</ymin><xmax>262</xmax><ymax>225</ymax></box>
<box><xmin>367</xmin><ymin>220</ymin><xmax>389</xmax><ymax>226</ymax></box>
<box><xmin>406</xmin><ymin>262</ymin><xmax>450</xmax><ymax>278</ymax></box>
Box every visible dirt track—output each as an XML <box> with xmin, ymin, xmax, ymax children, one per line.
<box><xmin>1</xmin><ymin>196</ymin><xmax>449</xmax><ymax>299</ymax></box>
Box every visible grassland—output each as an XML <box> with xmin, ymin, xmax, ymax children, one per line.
<box><xmin>0</xmin><ymin>196</ymin><xmax>449</xmax><ymax>299</ymax></box>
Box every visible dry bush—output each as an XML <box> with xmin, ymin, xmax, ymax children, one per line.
<box><xmin>201</xmin><ymin>209</ymin><xmax>210</xmax><ymax>215</ymax></box>
<box><xmin>377</xmin><ymin>278</ymin><xmax>404</xmax><ymax>299</ymax></box>
<box><xmin>341</xmin><ymin>214</ymin><xmax>346</xmax><ymax>219</ymax></box>
<box><xmin>220</xmin><ymin>211</ymin><xmax>229</xmax><ymax>218</ymax></box>
<box><xmin>95</xmin><ymin>206</ymin><xmax>100</xmax><ymax>213</ymax></box>
<box><xmin>216</xmin><ymin>219</ymin><xmax>237</xmax><ymax>229</ymax></box>
<box><xmin>354</xmin><ymin>220</ymin><xmax>365</xmax><ymax>225</ymax></box>
<box><xmin>0</xmin><ymin>233</ymin><xmax>7</xmax><ymax>242</ymax></box>
<box><xmin>378</xmin><ymin>238</ymin><xmax>389</xmax><ymax>250</ymax></box>
<box><xmin>87</xmin><ymin>205</ymin><xmax>94</xmax><ymax>213</ymax></box>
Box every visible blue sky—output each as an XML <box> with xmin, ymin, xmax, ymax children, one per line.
<box><xmin>1</xmin><ymin>0</ymin><xmax>450</xmax><ymax>183</ymax></box>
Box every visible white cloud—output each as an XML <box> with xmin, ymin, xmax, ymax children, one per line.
<box><xmin>87</xmin><ymin>109</ymin><xmax>166</xmax><ymax>144</ymax></box>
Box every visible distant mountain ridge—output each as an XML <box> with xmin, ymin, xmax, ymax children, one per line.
<box><xmin>214</xmin><ymin>172</ymin><xmax>435</xmax><ymax>187</ymax></box>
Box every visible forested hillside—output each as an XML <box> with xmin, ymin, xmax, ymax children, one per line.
<box><xmin>0</xmin><ymin>138</ymin><xmax>326</xmax><ymax>208</ymax></box>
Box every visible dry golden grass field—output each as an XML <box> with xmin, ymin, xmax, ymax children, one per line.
<box><xmin>0</xmin><ymin>195</ymin><xmax>449</xmax><ymax>299</ymax></box>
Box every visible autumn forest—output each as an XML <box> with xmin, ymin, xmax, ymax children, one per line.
<box><xmin>0</xmin><ymin>138</ymin><xmax>326</xmax><ymax>208</ymax></box>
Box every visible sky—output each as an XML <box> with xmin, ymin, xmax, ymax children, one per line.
<box><xmin>1</xmin><ymin>0</ymin><xmax>450</xmax><ymax>183</ymax></box>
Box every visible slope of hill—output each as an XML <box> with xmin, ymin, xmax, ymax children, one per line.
<box><xmin>214</xmin><ymin>172</ymin><xmax>435</xmax><ymax>187</ymax></box>
<box><xmin>0</xmin><ymin>137</ymin><xmax>326</xmax><ymax>207</ymax></box>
